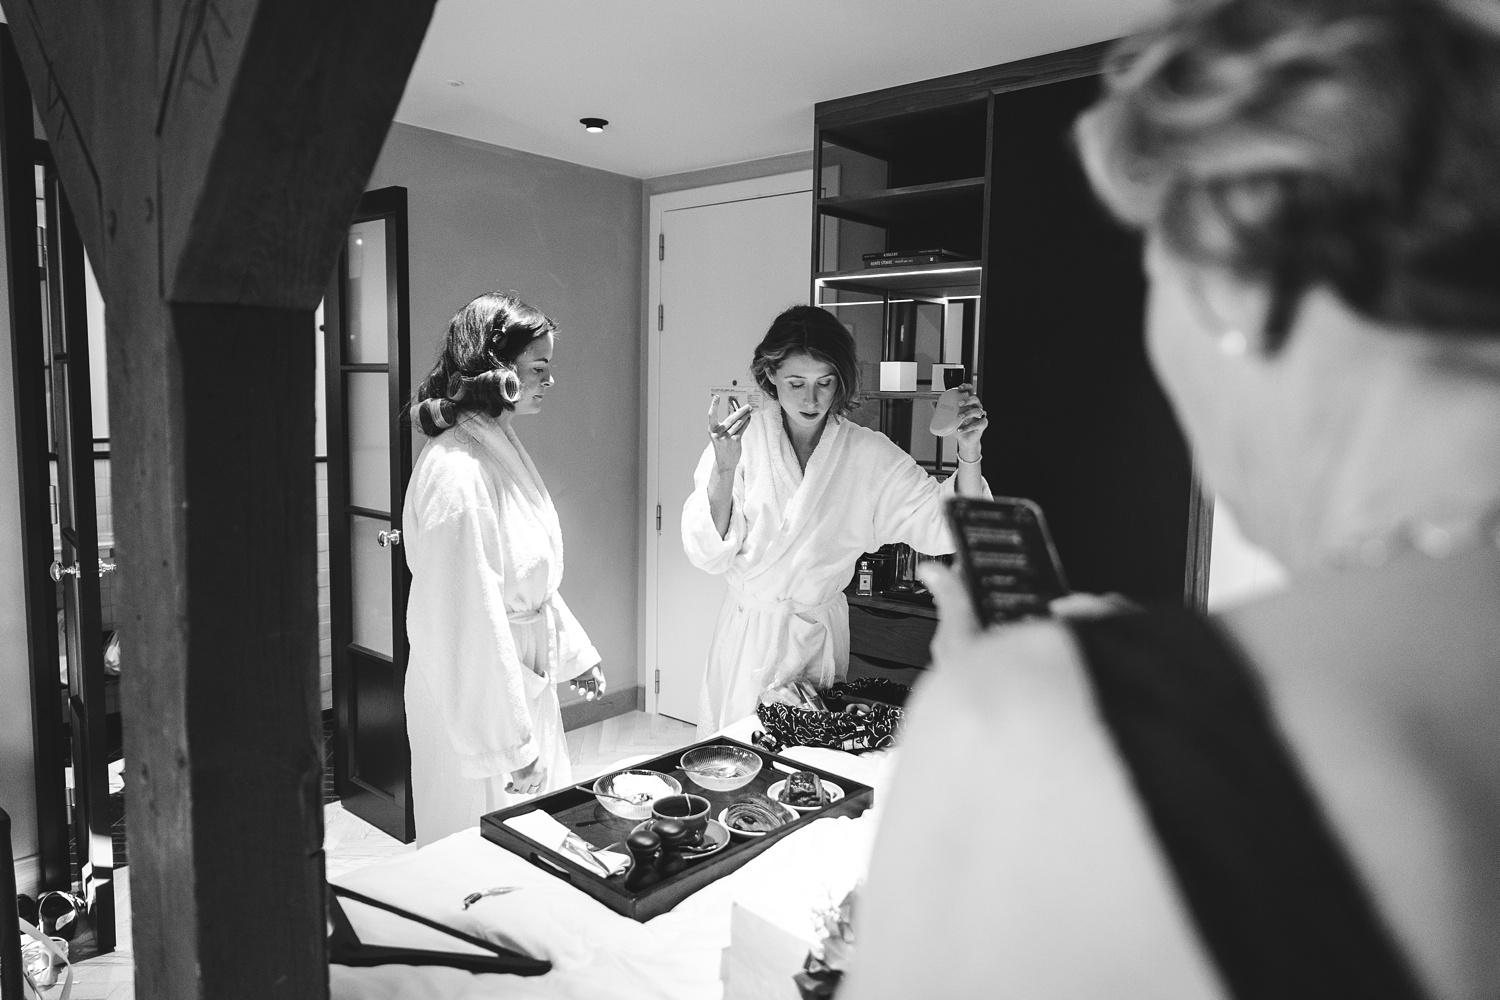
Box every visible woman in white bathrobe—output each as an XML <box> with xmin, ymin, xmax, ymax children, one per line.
<box><xmin>403</xmin><ymin>292</ymin><xmax>605</xmax><ymax>845</ymax></box>
<box><xmin>682</xmin><ymin>305</ymin><xmax>990</xmax><ymax>733</ymax></box>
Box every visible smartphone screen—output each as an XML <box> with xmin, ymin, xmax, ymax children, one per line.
<box><xmin>944</xmin><ymin>496</ymin><xmax>1069</xmax><ymax>627</ymax></box>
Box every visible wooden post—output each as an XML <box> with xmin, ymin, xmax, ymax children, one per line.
<box><xmin>4</xmin><ymin>2</ymin><xmax>436</xmax><ymax>995</ymax></box>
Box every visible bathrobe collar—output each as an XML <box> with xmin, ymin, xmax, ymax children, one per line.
<box><xmin>743</xmin><ymin>407</ymin><xmax>847</xmax><ymax>584</ymax></box>
<box><xmin>454</xmin><ymin>414</ymin><xmax>563</xmax><ymax>562</ymax></box>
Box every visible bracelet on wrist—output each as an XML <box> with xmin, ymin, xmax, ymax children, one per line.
<box><xmin>958</xmin><ymin>452</ymin><xmax>982</xmax><ymax>466</ymax></box>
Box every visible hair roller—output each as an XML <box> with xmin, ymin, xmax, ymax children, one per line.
<box><xmin>469</xmin><ymin>366</ymin><xmax>522</xmax><ymax>407</ymax></box>
<box><xmin>498</xmin><ymin>367</ymin><xmax>521</xmax><ymax>403</ymax></box>
<box><xmin>445</xmin><ymin>372</ymin><xmax>470</xmax><ymax>402</ymax></box>
<box><xmin>413</xmin><ymin>397</ymin><xmax>456</xmax><ymax>435</ymax></box>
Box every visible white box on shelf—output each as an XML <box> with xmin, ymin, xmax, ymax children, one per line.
<box><xmin>879</xmin><ymin>361</ymin><xmax>917</xmax><ymax>392</ymax></box>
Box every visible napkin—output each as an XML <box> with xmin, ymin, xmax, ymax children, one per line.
<box><xmin>504</xmin><ymin>810</ymin><xmax>631</xmax><ymax>876</ymax></box>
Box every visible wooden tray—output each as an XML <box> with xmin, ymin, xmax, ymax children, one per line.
<box><xmin>479</xmin><ymin>737</ymin><xmax>873</xmax><ymax>921</ymax></box>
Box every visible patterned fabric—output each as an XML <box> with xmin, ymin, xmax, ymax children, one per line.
<box><xmin>752</xmin><ymin>678</ymin><xmax>909</xmax><ymax>753</ymax></box>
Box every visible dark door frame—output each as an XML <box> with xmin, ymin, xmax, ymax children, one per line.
<box><xmin>325</xmin><ymin>185</ymin><xmax>414</xmax><ymax>842</ymax></box>
<box><xmin>0</xmin><ymin>28</ymin><xmax>70</xmax><ymax>897</ymax></box>
<box><xmin>42</xmin><ymin>161</ymin><xmax>114</xmax><ymax>951</ymax></box>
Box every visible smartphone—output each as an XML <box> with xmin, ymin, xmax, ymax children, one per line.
<box><xmin>709</xmin><ymin>386</ymin><xmax>762</xmax><ymax>423</ymax></box>
<box><xmin>944</xmin><ymin>496</ymin><xmax>1069</xmax><ymax>627</ymax></box>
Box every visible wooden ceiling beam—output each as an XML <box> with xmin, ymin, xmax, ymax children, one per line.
<box><xmin>159</xmin><ymin>2</ymin><xmax>435</xmax><ymax>307</ymax></box>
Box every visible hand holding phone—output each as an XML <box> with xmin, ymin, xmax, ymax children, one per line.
<box><xmin>943</xmin><ymin>496</ymin><xmax>1069</xmax><ymax>627</ymax></box>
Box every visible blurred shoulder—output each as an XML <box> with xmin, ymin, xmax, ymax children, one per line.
<box><xmin>919</xmin><ymin>618</ymin><xmax>1094</xmax><ymax>722</ymax></box>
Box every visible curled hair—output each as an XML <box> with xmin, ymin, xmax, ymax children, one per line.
<box><xmin>412</xmin><ymin>291</ymin><xmax>556</xmax><ymax>435</ymax></box>
<box><xmin>750</xmin><ymin>305</ymin><xmax>861</xmax><ymax>417</ymax></box>
<box><xmin>1075</xmin><ymin>0</ymin><xmax>1500</xmax><ymax>348</ymax></box>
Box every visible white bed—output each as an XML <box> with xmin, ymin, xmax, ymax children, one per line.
<box><xmin>330</xmin><ymin>719</ymin><xmax>893</xmax><ymax>1000</ymax></box>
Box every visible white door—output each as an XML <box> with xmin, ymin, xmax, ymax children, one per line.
<box><xmin>650</xmin><ymin>179</ymin><xmax>812</xmax><ymax>724</ymax></box>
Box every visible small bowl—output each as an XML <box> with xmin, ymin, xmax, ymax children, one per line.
<box><xmin>679</xmin><ymin>744</ymin><xmax>763</xmax><ymax>792</ymax></box>
<box><xmin>591</xmin><ymin>769</ymin><xmax>681</xmax><ymax>821</ymax></box>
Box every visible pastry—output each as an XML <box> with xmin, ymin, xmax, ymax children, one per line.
<box><xmin>724</xmin><ymin>793</ymin><xmax>789</xmax><ymax>833</ymax></box>
<box><xmin>781</xmin><ymin>770</ymin><xmax>826</xmax><ymax>807</ymax></box>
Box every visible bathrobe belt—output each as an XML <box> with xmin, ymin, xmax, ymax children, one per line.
<box><xmin>507</xmin><ymin>593</ymin><xmax>563</xmax><ymax>683</ymax></box>
<box><xmin>727</xmin><ymin>587</ymin><xmax>843</xmax><ymax>619</ymax></box>
<box><xmin>727</xmin><ymin>586</ymin><xmax>845</xmax><ymax>684</ymax></box>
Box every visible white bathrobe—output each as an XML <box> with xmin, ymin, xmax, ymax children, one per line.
<box><xmin>682</xmin><ymin>406</ymin><xmax>989</xmax><ymax>734</ymax></box>
<box><xmin>403</xmin><ymin>414</ymin><xmax>600</xmax><ymax>846</ymax></box>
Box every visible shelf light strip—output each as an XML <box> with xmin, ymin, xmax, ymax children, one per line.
<box><xmin>817</xmin><ymin>265</ymin><xmax>983</xmax><ymax>282</ymax></box>
<box><xmin>822</xmin><ymin>297</ymin><xmax>962</xmax><ymax>306</ymax></box>
<box><xmin>821</xmin><ymin>298</ymin><xmax>921</xmax><ymax>306</ymax></box>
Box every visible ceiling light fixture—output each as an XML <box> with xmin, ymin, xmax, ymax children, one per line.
<box><xmin>580</xmin><ymin>117</ymin><xmax>609</xmax><ymax>133</ymax></box>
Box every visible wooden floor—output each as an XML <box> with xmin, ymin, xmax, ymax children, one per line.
<box><xmin>67</xmin><ymin>711</ymin><xmax>696</xmax><ymax>998</ymax></box>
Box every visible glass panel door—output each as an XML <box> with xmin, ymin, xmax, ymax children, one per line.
<box><xmin>326</xmin><ymin>188</ymin><xmax>412</xmax><ymax>842</ymax></box>
<box><xmin>40</xmin><ymin>161</ymin><xmax>114</xmax><ymax>951</ymax></box>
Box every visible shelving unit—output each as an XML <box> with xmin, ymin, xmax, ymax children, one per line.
<box><xmin>817</xmin><ymin>177</ymin><xmax>986</xmax><ymax>229</ymax></box>
<box><xmin>811</xmin><ymin>41</ymin><xmax>1208</xmax><ymax>675</ymax></box>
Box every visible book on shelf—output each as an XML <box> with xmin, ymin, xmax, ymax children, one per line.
<box><xmin>863</xmin><ymin>253</ymin><xmax>971</xmax><ymax>269</ymax></box>
<box><xmin>862</xmin><ymin>248</ymin><xmax>966</xmax><ymax>262</ymax></box>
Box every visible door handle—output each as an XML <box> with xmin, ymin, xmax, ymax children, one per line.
<box><xmin>50</xmin><ymin>561</ymin><xmax>80</xmax><ymax>581</ymax></box>
<box><xmin>376</xmin><ymin>529</ymin><xmax>402</xmax><ymax>548</ymax></box>
<box><xmin>98</xmin><ymin>559</ymin><xmax>116</xmax><ymax>576</ymax></box>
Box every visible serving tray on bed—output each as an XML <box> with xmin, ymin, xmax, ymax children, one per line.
<box><xmin>479</xmin><ymin>737</ymin><xmax>873</xmax><ymax>922</ymax></box>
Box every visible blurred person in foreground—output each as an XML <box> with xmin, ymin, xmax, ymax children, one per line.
<box><xmin>845</xmin><ymin>1</ymin><xmax>1500</xmax><ymax>997</ymax></box>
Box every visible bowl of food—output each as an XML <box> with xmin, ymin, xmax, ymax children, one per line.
<box><xmin>679</xmin><ymin>744</ymin><xmax>763</xmax><ymax>792</ymax></box>
<box><xmin>591</xmin><ymin>769</ymin><xmax>682</xmax><ymax>820</ymax></box>
<box><xmin>767</xmin><ymin>771</ymin><xmax>845</xmax><ymax>813</ymax></box>
<box><xmin>719</xmin><ymin>793</ymin><xmax>798</xmax><ymax>838</ymax></box>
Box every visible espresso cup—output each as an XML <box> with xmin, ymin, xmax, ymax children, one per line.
<box><xmin>651</xmin><ymin>793</ymin><xmax>710</xmax><ymax>844</ymax></box>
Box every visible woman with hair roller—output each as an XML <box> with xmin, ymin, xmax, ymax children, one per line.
<box><xmin>403</xmin><ymin>291</ymin><xmax>604</xmax><ymax>846</ymax></box>
<box><xmin>847</xmin><ymin>0</ymin><xmax>1500</xmax><ymax>996</ymax></box>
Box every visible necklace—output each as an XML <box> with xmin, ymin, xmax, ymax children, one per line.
<box><xmin>1321</xmin><ymin>503</ymin><xmax>1500</xmax><ymax>571</ymax></box>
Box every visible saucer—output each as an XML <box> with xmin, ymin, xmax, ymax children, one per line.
<box><xmin>631</xmin><ymin>818</ymin><xmax>730</xmax><ymax>861</ymax></box>
<box><xmin>766</xmin><ymin>778</ymin><xmax>845</xmax><ymax>813</ymax></box>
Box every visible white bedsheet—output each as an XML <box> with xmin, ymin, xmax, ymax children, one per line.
<box><xmin>330</xmin><ymin>731</ymin><xmax>893</xmax><ymax>1000</ymax></box>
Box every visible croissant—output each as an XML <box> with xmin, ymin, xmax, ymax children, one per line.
<box><xmin>725</xmin><ymin>793</ymin><xmax>789</xmax><ymax>833</ymax></box>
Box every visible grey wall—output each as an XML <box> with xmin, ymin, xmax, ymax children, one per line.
<box><xmin>367</xmin><ymin>123</ymin><xmax>644</xmax><ymax>702</ymax></box>
<box><xmin>0</xmin><ymin>162</ymin><xmax>39</xmax><ymax>892</ymax></box>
